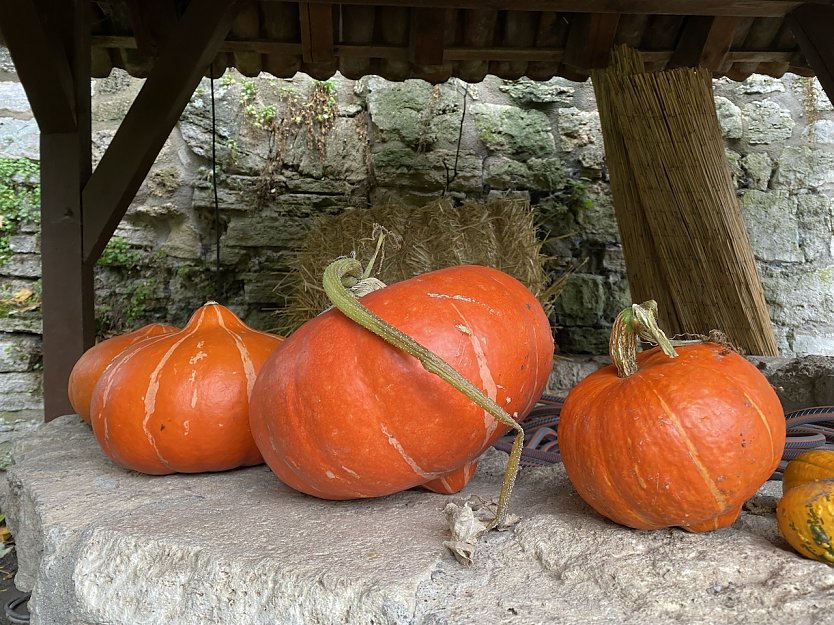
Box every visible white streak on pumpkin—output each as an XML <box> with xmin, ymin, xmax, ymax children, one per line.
<box><xmin>213</xmin><ymin>306</ymin><xmax>258</xmax><ymax>396</ymax></box>
<box><xmin>427</xmin><ymin>292</ymin><xmax>475</xmax><ymax>303</ymax></box>
<box><xmin>341</xmin><ymin>465</ymin><xmax>361</xmax><ymax>479</ymax></box>
<box><xmin>380</xmin><ymin>423</ymin><xmax>441</xmax><ymax>479</ymax></box>
<box><xmin>450</xmin><ymin>303</ymin><xmax>499</xmax><ymax>447</ymax></box>
<box><xmin>439</xmin><ymin>477</ymin><xmax>452</xmax><ymax>491</ymax></box>
<box><xmin>143</xmin><ymin>314</ymin><xmax>204</xmax><ymax>467</ymax></box>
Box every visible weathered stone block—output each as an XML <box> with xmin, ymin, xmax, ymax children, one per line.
<box><xmin>0</xmin><ymin>334</ymin><xmax>39</xmax><ymax>372</ymax></box>
<box><xmin>472</xmin><ymin>103</ymin><xmax>555</xmax><ymax>158</ymax></box>
<box><xmin>743</xmin><ymin>100</ymin><xmax>795</xmax><ymax>145</ymax></box>
<box><xmin>773</xmin><ymin>146</ymin><xmax>834</xmax><ymax>191</ymax></box>
<box><xmin>714</xmin><ymin>96</ymin><xmax>743</xmax><ymax>140</ymax></box>
<box><xmin>1</xmin><ymin>254</ymin><xmax>41</xmax><ymax>279</ymax></box>
<box><xmin>0</xmin><ymin>81</ymin><xmax>34</xmax><ymax>116</ymax></box>
<box><xmin>0</xmin><ymin>117</ymin><xmax>39</xmax><ymax>159</ymax></box>
<box><xmin>0</xmin><ymin>371</ymin><xmax>42</xmax><ymax>410</ymax></box>
<box><xmin>554</xmin><ymin>273</ymin><xmax>606</xmax><ymax>326</ymax></box>
<box><xmin>8</xmin><ymin>417</ymin><xmax>834</xmax><ymax>625</ymax></box>
<box><xmin>498</xmin><ymin>77</ymin><xmax>574</xmax><ymax>104</ymax></box>
<box><xmin>740</xmin><ymin>190</ymin><xmax>803</xmax><ymax>262</ymax></box>
<box><xmin>8</xmin><ymin>234</ymin><xmax>38</xmax><ymax>254</ymax></box>
<box><xmin>741</xmin><ymin>152</ymin><xmax>773</xmax><ymax>191</ymax></box>
<box><xmin>372</xmin><ymin>144</ymin><xmax>482</xmax><ymax>192</ymax></box>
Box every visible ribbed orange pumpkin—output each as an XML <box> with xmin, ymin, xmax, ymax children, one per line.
<box><xmin>68</xmin><ymin>323</ymin><xmax>178</xmax><ymax>424</ymax></box>
<box><xmin>90</xmin><ymin>302</ymin><xmax>283</xmax><ymax>475</ymax></box>
<box><xmin>558</xmin><ymin>301</ymin><xmax>786</xmax><ymax>532</ymax></box>
<box><xmin>250</xmin><ymin>264</ymin><xmax>554</xmax><ymax>500</ymax></box>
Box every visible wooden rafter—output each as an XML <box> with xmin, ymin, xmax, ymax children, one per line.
<box><xmin>262</xmin><ymin>0</ymin><xmax>827</xmax><ymax>18</ymax></box>
<box><xmin>299</xmin><ymin>3</ymin><xmax>335</xmax><ymax>64</ymax></box>
<box><xmin>669</xmin><ymin>16</ymin><xmax>742</xmax><ymax>70</ymax></box>
<box><xmin>564</xmin><ymin>13</ymin><xmax>621</xmax><ymax>70</ymax></box>
<box><xmin>0</xmin><ymin>0</ymin><xmax>76</xmax><ymax>134</ymax></box>
<box><xmin>410</xmin><ymin>8</ymin><xmax>446</xmax><ymax>66</ymax></box>
<box><xmin>81</xmin><ymin>0</ymin><xmax>246</xmax><ymax>264</ymax></box>
<box><xmin>788</xmin><ymin>3</ymin><xmax>834</xmax><ymax>106</ymax></box>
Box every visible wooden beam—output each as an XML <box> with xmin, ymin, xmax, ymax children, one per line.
<box><xmin>265</xmin><ymin>0</ymin><xmax>826</xmax><ymax>18</ymax></box>
<box><xmin>669</xmin><ymin>16</ymin><xmax>742</xmax><ymax>70</ymax></box>
<box><xmin>0</xmin><ymin>0</ymin><xmax>76</xmax><ymax>134</ymax></box>
<box><xmin>81</xmin><ymin>0</ymin><xmax>245</xmax><ymax>264</ymax></box>
<box><xmin>36</xmin><ymin>0</ymin><xmax>94</xmax><ymax>420</ymax></box>
<box><xmin>124</xmin><ymin>0</ymin><xmax>181</xmax><ymax>58</ymax></box>
<box><xmin>299</xmin><ymin>3</ymin><xmax>335</xmax><ymax>64</ymax></box>
<box><xmin>410</xmin><ymin>8</ymin><xmax>446</xmax><ymax>66</ymax></box>
<box><xmin>788</xmin><ymin>3</ymin><xmax>834</xmax><ymax>106</ymax></box>
<box><xmin>90</xmin><ymin>36</ymin><xmax>798</xmax><ymax>66</ymax></box>
<box><xmin>564</xmin><ymin>13</ymin><xmax>620</xmax><ymax>70</ymax></box>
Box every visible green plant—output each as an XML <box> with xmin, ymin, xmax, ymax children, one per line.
<box><xmin>220</xmin><ymin>71</ymin><xmax>237</xmax><ymax>88</ymax></box>
<box><xmin>0</xmin><ymin>158</ymin><xmax>40</xmax><ymax>265</ymax></box>
<box><xmin>240</xmin><ymin>79</ymin><xmax>258</xmax><ymax>106</ymax></box>
<box><xmin>97</xmin><ymin>236</ymin><xmax>141</xmax><ymax>269</ymax></box>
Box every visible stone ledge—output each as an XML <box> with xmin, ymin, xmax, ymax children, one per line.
<box><xmin>2</xmin><ymin>417</ymin><xmax>834</xmax><ymax>625</ymax></box>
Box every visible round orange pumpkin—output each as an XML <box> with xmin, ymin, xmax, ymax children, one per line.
<box><xmin>249</xmin><ymin>264</ymin><xmax>554</xmax><ymax>500</ymax></box>
<box><xmin>558</xmin><ymin>301</ymin><xmax>786</xmax><ymax>532</ymax></box>
<box><xmin>68</xmin><ymin>323</ymin><xmax>178</xmax><ymax>424</ymax></box>
<box><xmin>91</xmin><ymin>302</ymin><xmax>283</xmax><ymax>475</ymax></box>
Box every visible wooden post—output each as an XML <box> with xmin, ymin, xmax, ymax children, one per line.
<box><xmin>0</xmin><ymin>0</ymin><xmax>94</xmax><ymax>419</ymax></box>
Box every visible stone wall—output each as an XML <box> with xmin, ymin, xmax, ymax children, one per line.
<box><xmin>0</xmin><ymin>46</ymin><xmax>833</xmax><ymax>444</ymax></box>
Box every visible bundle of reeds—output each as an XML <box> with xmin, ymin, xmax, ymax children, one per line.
<box><xmin>592</xmin><ymin>45</ymin><xmax>778</xmax><ymax>355</ymax></box>
<box><xmin>273</xmin><ymin>197</ymin><xmax>563</xmax><ymax>336</ymax></box>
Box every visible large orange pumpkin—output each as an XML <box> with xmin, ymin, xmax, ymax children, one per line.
<box><xmin>68</xmin><ymin>323</ymin><xmax>178</xmax><ymax>424</ymax></box>
<box><xmin>558</xmin><ymin>301</ymin><xmax>786</xmax><ymax>532</ymax></box>
<box><xmin>249</xmin><ymin>263</ymin><xmax>554</xmax><ymax>500</ymax></box>
<box><xmin>91</xmin><ymin>302</ymin><xmax>283</xmax><ymax>475</ymax></box>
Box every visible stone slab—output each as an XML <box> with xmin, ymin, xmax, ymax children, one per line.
<box><xmin>2</xmin><ymin>417</ymin><xmax>834</xmax><ymax>625</ymax></box>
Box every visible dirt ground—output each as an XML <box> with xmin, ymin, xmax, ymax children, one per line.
<box><xmin>0</xmin><ymin>549</ymin><xmax>28</xmax><ymax>624</ymax></box>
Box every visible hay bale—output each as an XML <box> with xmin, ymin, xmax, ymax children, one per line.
<box><xmin>274</xmin><ymin>197</ymin><xmax>561</xmax><ymax>336</ymax></box>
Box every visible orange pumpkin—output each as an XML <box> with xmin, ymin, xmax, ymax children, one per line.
<box><xmin>558</xmin><ymin>301</ymin><xmax>786</xmax><ymax>532</ymax></box>
<box><xmin>68</xmin><ymin>323</ymin><xmax>178</xmax><ymax>424</ymax></box>
<box><xmin>249</xmin><ymin>264</ymin><xmax>554</xmax><ymax>500</ymax></box>
<box><xmin>91</xmin><ymin>302</ymin><xmax>283</xmax><ymax>475</ymax></box>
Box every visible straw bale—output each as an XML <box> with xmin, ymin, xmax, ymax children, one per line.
<box><xmin>592</xmin><ymin>45</ymin><xmax>778</xmax><ymax>356</ymax></box>
<box><xmin>273</xmin><ymin>197</ymin><xmax>561</xmax><ymax>336</ymax></box>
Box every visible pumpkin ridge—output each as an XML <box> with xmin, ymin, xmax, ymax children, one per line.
<box><xmin>652</xmin><ymin>391</ymin><xmax>729</xmax><ymax>512</ymax></box>
<box><xmin>379</xmin><ymin>421</ymin><xmax>444</xmax><ymax>480</ymax></box>
<box><xmin>94</xmin><ymin>333</ymin><xmax>173</xmax><ymax>449</ymax></box>
<box><xmin>213</xmin><ymin>307</ymin><xmax>259</xmax><ymax>396</ymax></box>
<box><xmin>142</xmin><ymin>322</ymin><xmax>205</xmax><ymax>470</ymax></box>
<box><xmin>742</xmin><ymin>389</ymin><xmax>778</xmax><ymax>466</ymax></box>
<box><xmin>448</xmin><ymin>301</ymin><xmax>500</xmax><ymax>447</ymax></box>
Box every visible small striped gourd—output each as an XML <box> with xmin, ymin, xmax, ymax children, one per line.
<box><xmin>90</xmin><ymin>302</ymin><xmax>283</xmax><ymax>475</ymax></box>
<box><xmin>777</xmin><ymin>479</ymin><xmax>834</xmax><ymax>564</ymax></box>
<box><xmin>782</xmin><ymin>450</ymin><xmax>834</xmax><ymax>494</ymax></box>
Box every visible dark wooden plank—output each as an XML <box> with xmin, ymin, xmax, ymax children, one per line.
<box><xmin>0</xmin><ymin>0</ymin><xmax>76</xmax><ymax>134</ymax></box>
<box><xmin>268</xmin><ymin>0</ymin><xmax>822</xmax><ymax>18</ymax></box>
<box><xmin>410</xmin><ymin>8</ymin><xmax>446</xmax><ymax>65</ymax></box>
<box><xmin>788</xmin><ymin>4</ymin><xmax>834</xmax><ymax>107</ymax></box>
<box><xmin>299</xmin><ymin>2</ymin><xmax>335</xmax><ymax>64</ymax></box>
<box><xmin>669</xmin><ymin>16</ymin><xmax>742</xmax><ymax>70</ymax></box>
<box><xmin>564</xmin><ymin>13</ymin><xmax>620</xmax><ymax>70</ymax></box>
<box><xmin>38</xmin><ymin>0</ymin><xmax>94</xmax><ymax>420</ymax></box>
<box><xmin>81</xmin><ymin>0</ymin><xmax>245</xmax><ymax>264</ymax></box>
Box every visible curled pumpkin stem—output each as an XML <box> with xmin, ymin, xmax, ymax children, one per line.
<box><xmin>610</xmin><ymin>300</ymin><xmax>678</xmax><ymax>378</ymax></box>
<box><xmin>323</xmin><ymin>257</ymin><xmax>525</xmax><ymax>530</ymax></box>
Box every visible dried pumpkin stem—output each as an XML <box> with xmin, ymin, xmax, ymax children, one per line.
<box><xmin>610</xmin><ymin>300</ymin><xmax>678</xmax><ymax>378</ymax></box>
<box><xmin>323</xmin><ymin>257</ymin><xmax>525</xmax><ymax>530</ymax></box>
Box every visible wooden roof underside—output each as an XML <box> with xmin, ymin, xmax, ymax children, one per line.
<box><xmin>89</xmin><ymin>0</ymin><xmax>834</xmax><ymax>84</ymax></box>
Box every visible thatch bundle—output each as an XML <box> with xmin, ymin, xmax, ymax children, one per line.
<box><xmin>274</xmin><ymin>197</ymin><xmax>561</xmax><ymax>336</ymax></box>
<box><xmin>592</xmin><ymin>45</ymin><xmax>778</xmax><ymax>355</ymax></box>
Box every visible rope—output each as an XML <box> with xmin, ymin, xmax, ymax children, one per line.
<box><xmin>492</xmin><ymin>397</ymin><xmax>834</xmax><ymax>480</ymax></box>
